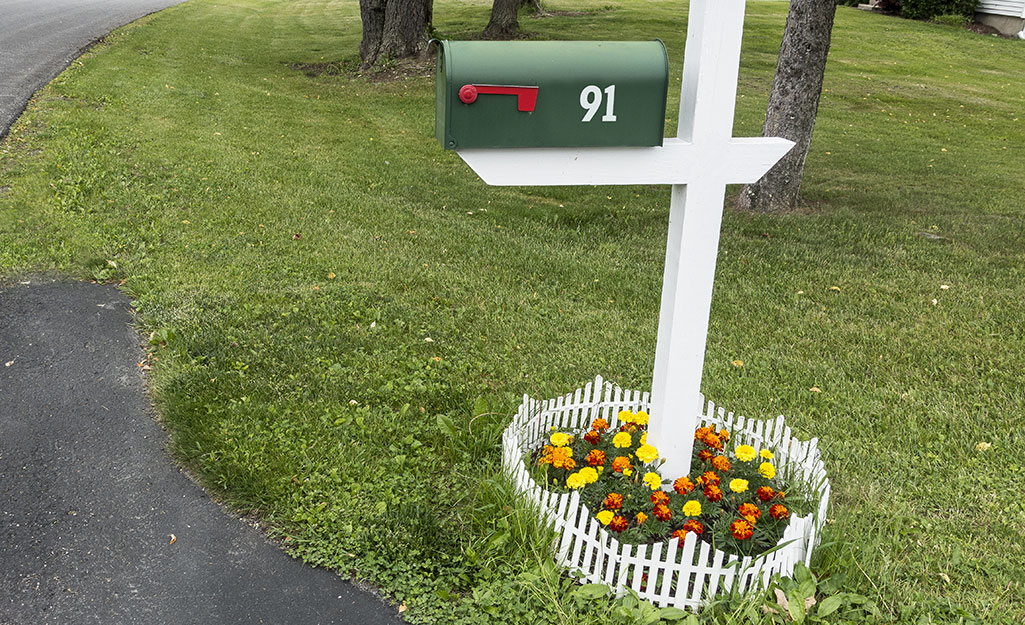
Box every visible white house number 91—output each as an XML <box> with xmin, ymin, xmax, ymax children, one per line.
<box><xmin>580</xmin><ymin>85</ymin><xmax>617</xmax><ymax>122</ymax></box>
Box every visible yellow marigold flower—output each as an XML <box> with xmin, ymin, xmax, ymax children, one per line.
<box><xmin>682</xmin><ymin>500</ymin><xmax>702</xmax><ymax>517</ymax></box>
<box><xmin>623</xmin><ymin>467</ymin><xmax>633</xmax><ymax>477</ymax></box>
<box><xmin>618</xmin><ymin>409</ymin><xmax>634</xmax><ymax>423</ymax></box>
<box><xmin>729</xmin><ymin>478</ymin><xmax>749</xmax><ymax>493</ymax></box>
<box><xmin>759</xmin><ymin>462</ymin><xmax>776</xmax><ymax>479</ymax></box>
<box><xmin>640</xmin><ymin>432</ymin><xmax>648</xmax><ymax>445</ymax></box>
<box><xmin>635</xmin><ymin>512</ymin><xmax>648</xmax><ymax>525</ymax></box>
<box><xmin>596</xmin><ymin>510</ymin><xmax>615</xmax><ymax>526</ymax></box>
<box><xmin>760</xmin><ymin>449</ymin><xmax>774</xmax><ymax>460</ymax></box>
<box><xmin>635</xmin><ymin>444</ymin><xmax>659</xmax><ymax>464</ymax></box>
<box><xmin>735</xmin><ymin>445</ymin><xmax>757</xmax><ymax>462</ymax></box>
<box><xmin>633</xmin><ymin>411</ymin><xmax>649</xmax><ymax>425</ymax></box>
<box><xmin>579</xmin><ymin>467</ymin><xmax>599</xmax><ymax>484</ymax></box>
<box><xmin>612</xmin><ymin>431</ymin><xmax>632</xmax><ymax>448</ymax></box>
<box><xmin>550</xmin><ymin>432</ymin><xmax>572</xmax><ymax>447</ymax></box>
<box><xmin>643</xmin><ymin>472</ymin><xmax>662</xmax><ymax>490</ymax></box>
<box><xmin>566</xmin><ymin>472</ymin><xmax>586</xmax><ymax>489</ymax></box>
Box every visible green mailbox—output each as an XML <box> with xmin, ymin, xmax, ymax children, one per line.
<box><xmin>435</xmin><ymin>40</ymin><xmax>669</xmax><ymax>150</ymax></box>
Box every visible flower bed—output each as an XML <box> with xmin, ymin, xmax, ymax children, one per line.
<box><xmin>502</xmin><ymin>376</ymin><xmax>830</xmax><ymax>610</ymax></box>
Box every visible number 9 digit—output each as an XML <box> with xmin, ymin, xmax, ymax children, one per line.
<box><xmin>580</xmin><ymin>85</ymin><xmax>602</xmax><ymax>122</ymax></box>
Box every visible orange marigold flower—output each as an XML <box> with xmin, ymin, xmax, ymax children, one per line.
<box><xmin>591</xmin><ymin>418</ymin><xmax>610</xmax><ymax>432</ymax></box>
<box><xmin>770</xmin><ymin>504</ymin><xmax>790</xmax><ymax>520</ymax></box>
<box><xmin>757</xmin><ymin>486</ymin><xmax>776</xmax><ymax>502</ymax></box>
<box><xmin>700</xmin><ymin>471</ymin><xmax>720</xmax><ymax>486</ymax></box>
<box><xmin>718</xmin><ymin>428</ymin><xmax>730</xmax><ymax>442</ymax></box>
<box><xmin>609</xmin><ymin>516</ymin><xmax>629</xmax><ymax>532</ymax></box>
<box><xmin>703</xmin><ymin>484</ymin><xmax>723</xmax><ymax>502</ymax></box>
<box><xmin>694</xmin><ymin>426</ymin><xmax>712</xmax><ymax>441</ymax></box>
<box><xmin>584</xmin><ymin>429</ymin><xmax>602</xmax><ymax>445</ymax></box>
<box><xmin>673</xmin><ymin>476</ymin><xmax>695</xmax><ymax>495</ymax></box>
<box><xmin>611</xmin><ymin>456</ymin><xmax>632</xmax><ymax>473</ymax></box>
<box><xmin>587</xmin><ymin>449</ymin><xmax>606</xmax><ymax>467</ymax></box>
<box><xmin>650</xmin><ymin>490</ymin><xmax>670</xmax><ymax>506</ymax></box>
<box><xmin>604</xmin><ymin>493</ymin><xmax>624</xmax><ymax>510</ymax></box>
<box><xmin>730</xmin><ymin>519</ymin><xmax>754</xmax><ymax>540</ymax></box>
<box><xmin>682</xmin><ymin>519</ymin><xmax>704</xmax><ymax>535</ymax></box>
<box><xmin>739</xmin><ymin>503</ymin><xmax>762</xmax><ymax>522</ymax></box>
<box><xmin>653</xmin><ymin>503</ymin><xmax>672</xmax><ymax>521</ymax></box>
<box><xmin>698</xmin><ymin>449</ymin><xmax>714</xmax><ymax>462</ymax></box>
<box><xmin>703</xmin><ymin>433</ymin><xmax>723</xmax><ymax>450</ymax></box>
<box><xmin>711</xmin><ymin>455</ymin><xmax>732</xmax><ymax>472</ymax></box>
<box><xmin>635</xmin><ymin>512</ymin><xmax>648</xmax><ymax>525</ymax></box>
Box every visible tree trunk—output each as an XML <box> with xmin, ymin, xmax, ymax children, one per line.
<box><xmin>483</xmin><ymin>0</ymin><xmax>521</xmax><ymax>39</ymax></box>
<box><xmin>520</xmin><ymin>0</ymin><xmax>544</xmax><ymax>14</ymax></box>
<box><xmin>736</xmin><ymin>0</ymin><xmax>837</xmax><ymax>212</ymax></box>
<box><xmin>359</xmin><ymin>0</ymin><xmax>433</xmax><ymax>67</ymax></box>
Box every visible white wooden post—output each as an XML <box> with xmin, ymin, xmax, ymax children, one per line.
<box><xmin>457</xmin><ymin>0</ymin><xmax>793</xmax><ymax>480</ymax></box>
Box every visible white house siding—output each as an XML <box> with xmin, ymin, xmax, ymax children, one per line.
<box><xmin>977</xmin><ymin>0</ymin><xmax>1025</xmax><ymax>18</ymax></box>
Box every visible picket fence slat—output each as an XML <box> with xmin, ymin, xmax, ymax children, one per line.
<box><xmin>503</xmin><ymin>376</ymin><xmax>830</xmax><ymax>611</ymax></box>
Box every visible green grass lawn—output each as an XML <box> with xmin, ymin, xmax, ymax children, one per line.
<box><xmin>2</xmin><ymin>0</ymin><xmax>1023</xmax><ymax>622</ymax></box>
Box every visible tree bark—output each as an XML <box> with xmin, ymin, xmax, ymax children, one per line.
<box><xmin>359</xmin><ymin>0</ymin><xmax>433</xmax><ymax>67</ymax></box>
<box><xmin>736</xmin><ymin>0</ymin><xmax>837</xmax><ymax>212</ymax></box>
<box><xmin>483</xmin><ymin>0</ymin><xmax>521</xmax><ymax>39</ymax></box>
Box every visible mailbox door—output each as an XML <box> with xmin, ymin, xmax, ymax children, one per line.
<box><xmin>436</xmin><ymin>41</ymin><xmax>668</xmax><ymax>150</ymax></box>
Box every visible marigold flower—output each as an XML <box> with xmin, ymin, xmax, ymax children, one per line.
<box><xmin>698</xmin><ymin>449</ymin><xmax>714</xmax><ymax>462</ymax></box>
<box><xmin>673</xmin><ymin>476</ymin><xmax>695</xmax><ymax>495</ymax></box>
<box><xmin>566</xmin><ymin>472</ymin><xmax>586</xmax><ymax>489</ymax></box>
<box><xmin>703</xmin><ymin>484</ymin><xmax>723</xmax><ymax>502</ymax></box>
<box><xmin>682</xmin><ymin>500</ymin><xmax>702</xmax><ymax>517</ymax></box>
<box><xmin>770</xmin><ymin>504</ymin><xmax>790</xmax><ymax>520</ymax></box>
<box><xmin>635</xmin><ymin>444</ymin><xmax>659</xmax><ymax>464</ymax></box>
<box><xmin>633</xmin><ymin>411</ymin><xmax>649</xmax><ymax>426</ymax></box>
<box><xmin>635</xmin><ymin>512</ymin><xmax>648</xmax><ymax>525</ymax></box>
<box><xmin>734</xmin><ymin>445</ymin><xmax>757</xmax><ymax>462</ymax></box>
<box><xmin>652</xmin><ymin>503</ymin><xmax>672</xmax><ymax>521</ymax></box>
<box><xmin>671</xmin><ymin>528</ymin><xmax>689</xmax><ymax>542</ymax></box>
<box><xmin>611</xmin><ymin>456</ymin><xmax>632</xmax><ymax>473</ymax></box>
<box><xmin>596</xmin><ymin>510</ymin><xmax>615</xmax><ymax>526</ymax></box>
<box><xmin>650</xmin><ymin>490</ymin><xmax>670</xmax><ymax>506</ymax></box>
<box><xmin>586</xmin><ymin>449</ymin><xmax>606</xmax><ymax>467</ymax></box>
<box><xmin>591</xmin><ymin>418</ymin><xmax>610</xmax><ymax>432</ymax></box>
<box><xmin>612</xmin><ymin>432</ymin><xmax>632</xmax><ymax>448</ymax></box>
<box><xmin>729</xmin><ymin>478</ymin><xmax>749</xmax><ymax>493</ymax></box>
<box><xmin>730</xmin><ymin>519</ymin><xmax>754</xmax><ymax>540</ymax></box>
<box><xmin>617</xmin><ymin>409</ymin><xmax>634</xmax><ymax>424</ymax></box>
<box><xmin>610</xmin><ymin>516</ymin><xmax>629</xmax><ymax>532</ymax></box>
<box><xmin>694</xmin><ymin>426</ymin><xmax>712</xmax><ymax>441</ymax></box>
<box><xmin>699</xmin><ymin>471</ymin><xmax>720</xmax><ymax>487</ymax></box>
<box><xmin>703</xmin><ymin>433</ymin><xmax>723</xmax><ymax>450</ymax></box>
<box><xmin>584</xmin><ymin>429</ymin><xmax>602</xmax><ymax>445</ymax></box>
<box><xmin>550</xmin><ymin>432</ymin><xmax>572</xmax><ymax>447</ymax></box>
<box><xmin>711</xmin><ymin>455</ymin><xmax>732</xmax><ymax>472</ymax></box>
<box><xmin>579</xmin><ymin>467</ymin><xmax>599</xmax><ymax>484</ymax></box>
<box><xmin>682</xmin><ymin>519</ymin><xmax>704</xmax><ymax>535</ymax></box>
<box><xmin>760</xmin><ymin>449</ymin><xmax>774</xmax><ymax>460</ymax></box>
<box><xmin>640</xmin><ymin>432</ymin><xmax>648</xmax><ymax>445</ymax></box>
<box><xmin>643</xmin><ymin>472</ymin><xmax>662</xmax><ymax>490</ymax></box>
<box><xmin>604</xmin><ymin>493</ymin><xmax>624</xmax><ymax>510</ymax></box>
<box><xmin>759</xmin><ymin>462</ymin><xmax>776</xmax><ymax>479</ymax></box>
<box><xmin>739</xmin><ymin>503</ymin><xmax>762</xmax><ymax>522</ymax></box>
<box><xmin>718</xmin><ymin>429</ymin><xmax>730</xmax><ymax>442</ymax></box>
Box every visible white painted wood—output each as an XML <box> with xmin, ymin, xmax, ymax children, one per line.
<box><xmin>455</xmin><ymin>137</ymin><xmax>793</xmax><ymax>186</ymax></box>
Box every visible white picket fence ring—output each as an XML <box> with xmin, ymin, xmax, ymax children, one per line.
<box><xmin>502</xmin><ymin>375</ymin><xmax>830</xmax><ymax>610</ymax></box>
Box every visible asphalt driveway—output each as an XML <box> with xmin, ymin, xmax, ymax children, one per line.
<box><xmin>0</xmin><ymin>0</ymin><xmax>189</xmax><ymax>138</ymax></box>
